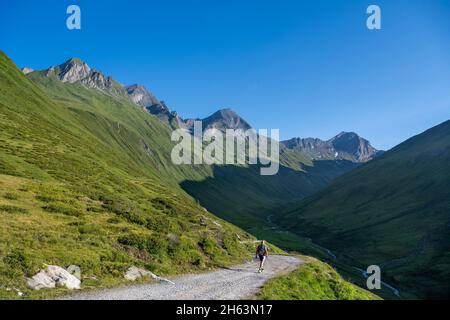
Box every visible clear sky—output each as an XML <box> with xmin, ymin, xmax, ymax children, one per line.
<box><xmin>1</xmin><ymin>0</ymin><xmax>449</xmax><ymax>149</ymax></box>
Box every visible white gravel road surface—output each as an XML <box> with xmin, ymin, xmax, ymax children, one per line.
<box><xmin>61</xmin><ymin>255</ymin><xmax>302</xmax><ymax>300</ymax></box>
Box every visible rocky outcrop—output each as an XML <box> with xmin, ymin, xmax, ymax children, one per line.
<box><xmin>21</xmin><ymin>67</ymin><xmax>34</xmax><ymax>75</ymax></box>
<box><xmin>43</xmin><ymin>58</ymin><xmax>125</xmax><ymax>96</ymax></box>
<box><xmin>124</xmin><ymin>266</ymin><xmax>174</xmax><ymax>284</ymax></box>
<box><xmin>126</xmin><ymin>84</ymin><xmax>160</xmax><ymax>108</ymax></box>
<box><xmin>125</xmin><ymin>84</ymin><xmax>189</xmax><ymax>130</ymax></box>
<box><xmin>124</xmin><ymin>266</ymin><xmax>158</xmax><ymax>281</ymax></box>
<box><xmin>27</xmin><ymin>265</ymin><xmax>81</xmax><ymax>290</ymax></box>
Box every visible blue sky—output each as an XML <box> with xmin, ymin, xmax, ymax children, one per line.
<box><xmin>1</xmin><ymin>0</ymin><xmax>449</xmax><ymax>149</ymax></box>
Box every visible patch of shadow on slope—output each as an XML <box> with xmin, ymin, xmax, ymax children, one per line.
<box><xmin>180</xmin><ymin>160</ymin><xmax>357</xmax><ymax>233</ymax></box>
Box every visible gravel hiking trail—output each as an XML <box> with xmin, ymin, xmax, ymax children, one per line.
<box><xmin>61</xmin><ymin>255</ymin><xmax>302</xmax><ymax>300</ymax></box>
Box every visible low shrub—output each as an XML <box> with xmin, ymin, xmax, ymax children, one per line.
<box><xmin>199</xmin><ymin>235</ymin><xmax>219</xmax><ymax>256</ymax></box>
<box><xmin>3</xmin><ymin>192</ymin><xmax>18</xmax><ymax>200</ymax></box>
<box><xmin>42</xmin><ymin>203</ymin><xmax>81</xmax><ymax>217</ymax></box>
<box><xmin>118</xmin><ymin>233</ymin><xmax>148</xmax><ymax>250</ymax></box>
<box><xmin>118</xmin><ymin>233</ymin><xmax>168</xmax><ymax>258</ymax></box>
<box><xmin>0</xmin><ymin>204</ymin><xmax>28</xmax><ymax>214</ymax></box>
<box><xmin>3</xmin><ymin>250</ymin><xmax>31</xmax><ymax>275</ymax></box>
<box><xmin>107</xmin><ymin>217</ymin><xmax>121</xmax><ymax>224</ymax></box>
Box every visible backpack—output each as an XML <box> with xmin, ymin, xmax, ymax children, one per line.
<box><xmin>257</xmin><ymin>245</ymin><xmax>267</xmax><ymax>256</ymax></box>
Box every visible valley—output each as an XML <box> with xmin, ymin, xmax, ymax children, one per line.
<box><xmin>1</xmin><ymin>50</ymin><xmax>448</xmax><ymax>300</ymax></box>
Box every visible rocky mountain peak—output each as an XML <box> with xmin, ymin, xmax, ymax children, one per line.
<box><xmin>42</xmin><ymin>58</ymin><xmax>126</xmax><ymax>96</ymax></box>
<box><xmin>282</xmin><ymin>132</ymin><xmax>383</xmax><ymax>163</ymax></box>
<box><xmin>202</xmin><ymin>108</ymin><xmax>252</xmax><ymax>131</ymax></box>
<box><xmin>54</xmin><ymin>58</ymin><xmax>92</xmax><ymax>83</ymax></box>
<box><xmin>329</xmin><ymin>132</ymin><xmax>380</xmax><ymax>162</ymax></box>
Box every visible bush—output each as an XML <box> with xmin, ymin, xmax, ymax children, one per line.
<box><xmin>67</xmin><ymin>221</ymin><xmax>85</xmax><ymax>227</ymax></box>
<box><xmin>42</xmin><ymin>203</ymin><xmax>81</xmax><ymax>217</ymax></box>
<box><xmin>151</xmin><ymin>197</ymin><xmax>181</xmax><ymax>217</ymax></box>
<box><xmin>86</xmin><ymin>205</ymin><xmax>102</xmax><ymax>213</ymax></box>
<box><xmin>103</xmin><ymin>198</ymin><xmax>146</xmax><ymax>226</ymax></box>
<box><xmin>146</xmin><ymin>234</ymin><xmax>168</xmax><ymax>257</ymax></box>
<box><xmin>3</xmin><ymin>250</ymin><xmax>30</xmax><ymax>274</ymax></box>
<box><xmin>117</xmin><ymin>233</ymin><xmax>148</xmax><ymax>250</ymax></box>
<box><xmin>118</xmin><ymin>211</ymin><xmax>146</xmax><ymax>226</ymax></box>
<box><xmin>0</xmin><ymin>204</ymin><xmax>28</xmax><ymax>214</ymax></box>
<box><xmin>35</xmin><ymin>195</ymin><xmax>57</xmax><ymax>203</ymax></box>
<box><xmin>222</xmin><ymin>234</ymin><xmax>240</xmax><ymax>255</ymax></box>
<box><xmin>107</xmin><ymin>217</ymin><xmax>121</xmax><ymax>224</ymax></box>
<box><xmin>78</xmin><ymin>224</ymin><xmax>101</xmax><ymax>235</ymax></box>
<box><xmin>3</xmin><ymin>193</ymin><xmax>18</xmax><ymax>200</ymax></box>
<box><xmin>118</xmin><ymin>233</ymin><xmax>168</xmax><ymax>258</ymax></box>
<box><xmin>168</xmin><ymin>236</ymin><xmax>203</xmax><ymax>266</ymax></box>
<box><xmin>199</xmin><ymin>235</ymin><xmax>219</xmax><ymax>256</ymax></box>
<box><xmin>145</xmin><ymin>215</ymin><xmax>171</xmax><ymax>232</ymax></box>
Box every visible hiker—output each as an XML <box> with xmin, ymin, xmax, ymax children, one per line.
<box><xmin>255</xmin><ymin>240</ymin><xmax>269</xmax><ymax>273</ymax></box>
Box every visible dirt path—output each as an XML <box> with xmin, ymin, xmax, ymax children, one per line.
<box><xmin>61</xmin><ymin>255</ymin><xmax>302</xmax><ymax>300</ymax></box>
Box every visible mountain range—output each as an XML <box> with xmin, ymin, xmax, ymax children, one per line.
<box><xmin>30</xmin><ymin>57</ymin><xmax>381</xmax><ymax>162</ymax></box>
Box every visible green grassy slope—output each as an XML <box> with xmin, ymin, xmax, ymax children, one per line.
<box><xmin>0</xmin><ymin>51</ymin><xmax>262</xmax><ymax>299</ymax></box>
<box><xmin>257</xmin><ymin>256</ymin><xmax>380</xmax><ymax>300</ymax></box>
<box><xmin>277</xmin><ymin>120</ymin><xmax>450</xmax><ymax>299</ymax></box>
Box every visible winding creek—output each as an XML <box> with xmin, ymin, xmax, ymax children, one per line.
<box><xmin>319</xmin><ymin>247</ymin><xmax>401</xmax><ymax>297</ymax></box>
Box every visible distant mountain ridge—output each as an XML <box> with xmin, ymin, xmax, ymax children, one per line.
<box><xmin>282</xmin><ymin>132</ymin><xmax>383</xmax><ymax>163</ymax></box>
<box><xmin>27</xmin><ymin>57</ymin><xmax>382</xmax><ymax>161</ymax></box>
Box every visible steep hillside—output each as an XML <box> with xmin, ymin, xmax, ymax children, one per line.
<box><xmin>0</xmin><ymin>51</ymin><xmax>259</xmax><ymax>298</ymax></box>
<box><xmin>277</xmin><ymin>120</ymin><xmax>450</xmax><ymax>299</ymax></box>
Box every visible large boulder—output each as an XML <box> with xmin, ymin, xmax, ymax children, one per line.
<box><xmin>27</xmin><ymin>265</ymin><xmax>81</xmax><ymax>290</ymax></box>
<box><xmin>124</xmin><ymin>266</ymin><xmax>158</xmax><ymax>281</ymax></box>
